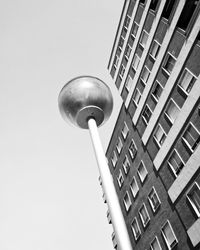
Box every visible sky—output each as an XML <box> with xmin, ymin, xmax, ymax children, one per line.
<box><xmin>0</xmin><ymin>0</ymin><xmax>123</xmax><ymax>250</ymax></box>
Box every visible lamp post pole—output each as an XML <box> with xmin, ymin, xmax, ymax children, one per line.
<box><xmin>58</xmin><ymin>76</ymin><xmax>132</xmax><ymax>250</ymax></box>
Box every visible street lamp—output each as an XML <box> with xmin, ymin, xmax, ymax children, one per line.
<box><xmin>58</xmin><ymin>76</ymin><xmax>132</xmax><ymax>250</ymax></box>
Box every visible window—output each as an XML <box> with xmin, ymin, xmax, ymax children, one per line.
<box><xmin>151</xmin><ymin>237</ymin><xmax>162</xmax><ymax>250</ymax></box>
<box><xmin>129</xmin><ymin>139</ymin><xmax>137</xmax><ymax>159</ymax></box>
<box><xmin>132</xmin><ymin>54</ymin><xmax>140</xmax><ymax>70</ymax></box>
<box><xmin>117</xmin><ymin>169</ymin><xmax>124</xmax><ymax>188</ymax></box>
<box><xmin>131</xmin><ymin>22</ymin><xmax>139</xmax><ymax>38</ymax></box>
<box><xmin>141</xmin><ymin>66</ymin><xmax>151</xmax><ymax>84</ymax></box>
<box><xmin>125</xmin><ymin>44</ymin><xmax>132</xmax><ymax>59</ymax></box>
<box><xmin>140</xmin><ymin>30</ymin><xmax>148</xmax><ymax>48</ymax></box>
<box><xmin>113</xmin><ymin>55</ymin><xmax>119</xmax><ymax>68</ymax></box>
<box><xmin>168</xmin><ymin>150</ymin><xmax>185</xmax><ymax>177</ymax></box>
<box><xmin>119</xmin><ymin>36</ymin><xmax>125</xmax><ymax>50</ymax></box>
<box><xmin>142</xmin><ymin>105</ymin><xmax>152</xmax><ymax>124</ymax></box>
<box><xmin>150</xmin><ymin>0</ymin><xmax>159</xmax><ymax>11</ymax></box>
<box><xmin>177</xmin><ymin>0</ymin><xmax>200</xmax><ymax>30</ymax></box>
<box><xmin>125</xmin><ymin>75</ymin><xmax>133</xmax><ymax>91</ymax></box>
<box><xmin>182</xmin><ymin>123</ymin><xmax>200</xmax><ymax>152</ymax></box>
<box><xmin>139</xmin><ymin>203</ymin><xmax>150</xmax><ymax>227</ymax></box>
<box><xmin>161</xmin><ymin>221</ymin><xmax>178</xmax><ymax>249</ymax></box>
<box><xmin>119</xmin><ymin>64</ymin><xmax>126</xmax><ymax>79</ymax></box>
<box><xmin>111</xmin><ymin>151</ymin><xmax>117</xmax><ymax>167</ymax></box>
<box><xmin>163</xmin><ymin>54</ymin><xmax>176</xmax><ymax>74</ymax></box>
<box><xmin>138</xmin><ymin>161</ymin><xmax>148</xmax><ymax>183</ymax></box>
<box><xmin>131</xmin><ymin>218</ymin><xmax>141</xmax><ymax>240</ymax></box>
<box><xmin>165</xmin><ymin>99</ymin><xmax>180</xmax><ymax>125</ymax></box>
<box><xmin>154</xmin><ymin>124</ymin><xmax>166</xmax><ymax>147</ymax></box>
<box><xmin>124</xmin><ymin>15</ymin><xmax>131</xmax><ymax>29</ymax></box>
<box><xmin>122</xmin><ymin>122</ymin><xmax>129</xmax><ymax>139</ymax></box>
<box><xmin>178</xmin><ymin>69</ymin><xmax>196</xmax><ymax>94</ymax></box>
<box><xmin>148</xmin><ymin>187</ymin><xmax>161</xmax><ymax>212</ymax></box>
<box><xmin>162</xmin><ymin>0</ymin><xmax>176</xmax><ymax>19</ymax></box>
<box><xmin>130</xmin><ymin>176</ymin><xmax>139</xmax><ymax>198</ymax></box>
<box><xmin>123</xmin><ymin>191</ymin><xmax>132</xmax><ymax>211</ymax></box>
<box><xmin>132</xmin><ymin>88</ymin><xmax>142</xmax><ymax>106</ymax></box>
<box><xmin>150</xmin><ymin>40</ymin><xmax>160</xmax><ymax>59</ymax></box>
<box><xmin>116</xmin><ymin>137</ymin><xmax>123</xmax><ymax>154</ymax></box>
<box><xmin>187</xmin><ymin>182</ymin><xmax>200</xmax><ymax>217</ymax></box>
<box><xmin>151</xmin><ymin>81</ymin><xmax>163</xmax><ymax>102</ymax></box>
<box><xmin>123</xmin><ymin>155</ymin><xmax>130</xmax><ymax>174</ymax></box>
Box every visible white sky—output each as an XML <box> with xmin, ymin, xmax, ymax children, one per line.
<box><xmin>0</xmin><ymin>0</ymin><xmax>123</xmax><ymax>249</ymax></box>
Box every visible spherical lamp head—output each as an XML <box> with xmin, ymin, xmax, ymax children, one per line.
<box><xmin>58</xmin><ymin>76</ymin><xmax>113</xmax><ymax>129</ymax></box>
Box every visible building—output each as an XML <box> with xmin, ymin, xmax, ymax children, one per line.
<box><xmin>104</xmin><ymin>0</ymin><xmax>200</xmax><ymax>249</ymax></box>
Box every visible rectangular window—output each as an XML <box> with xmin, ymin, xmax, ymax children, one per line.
<box><xmin>113</xmin><ymin>55</ymin><xmax>119</xmax><ymax>68</ymax></box>
<box><xmin>117</xmin><ymin>169</ymin><xmax>124</xmax><ymax>188</ymax></box>
<box><xmin>148</xmin><ymin>187</ymin><xmax>161</xmax><ymax>212</ymax></box>
<box><xmin>119</xmin><ymin>64</ymin><xmax>126</xmax><ymax>79</ymax></box>
<box><xmin>125</xmin><ymin>75</ymin><xmax>133</xmax><ymax>91</ymax></box>
<box><xmin>142</xmin><ymin>105</ymin><xmax>152</xmax><ymax>124</ymax></box>
<box><xmin>131</xmin><ymin>218</ymin><xmax>141</xmax><ymax>240</ymax></box>
<box><xmin>123</xmin><ymin>155</ymin><xmax>130</xmax><ymax>174</ymax></box>
<box><xmin>131</xmin><ymin>22</ymin><xmax>139</xmax><ymax>38</ymax></box>
<box><xmin>129</xmin><ymin>139</ymin><xmax>137</xmax><ymax>159</ymax></box>
<box><xmin>161</xmin><ymin>221</ymin><xmax>178</xmax><ymax>249</ymax></box>
<box><xmin>122</xmin><ymin>122</ymin><xmax>129</xmax><ymax>139</ymax></box>
<box><xmin>116</xmin><ymin>137</ymin><xmax>123</xmax><ymax>154</ymax></box>
<box><xmin>165</xmin><ymin>99</ymin><xmax>180</xmax><ymax>125</ymax></box>
<box><xmin>140</xmin><ymin>30</ymin><xmax>149</xmax><ymax>48</ymax></box>
<box><xmin>150</xmin><ymin>40</ymin><xmax>160</xmax><ymax>59</ymax></box>
<box><xmin>178</xmin><ymin>69</ymin><xmax>196</xmax><ymax>94</ymax></box>
<box><xmin>123</xmin><ymin>191</ymin><xmax>132</xmax><ymax>212</ymax></box>
<box><xmin>130</xmin><ymin>176</ymin><xmax>139</xmax><ymax>198</ymax></box>
<box><xmin>154</xmin><ymin>124</ymin><xmax>166</xmax><ymax>147</ymax></box>
<box><xmin>119</xmin><ymin>36</ymin><xmax>125</xmax><ymax>50</ymax></box>
<box><xmin>163</xmin><ymin>54</ymin><xmax>176</xmax><ymax>74</ymax></box>
<box><xmin>125</xmin><ymin>44</ymin><xmax>132</xmax><ymax>59</ymax></box>
<box><xmin>187</xmin><ymin>182</ymin><xmax>200</xmax><ymax>217</ymax></box>
<box><xmin>111</xmin><ymin>151</ymin><xmax>117</xmax><ymax>168</ymax></box>
<box><xmin>168</xmin><ymin>150</ymin><xmax>185</xmax><ymax>177</ymax></box>
<box><xmin>150</xmin><ymin>237</ymin><xmax>162</xmax><ymax>250</ymax></box>
<box><xmin>182</xmin><ymin>123</ymin><xmax>200</xmax><ymax>153</ymax></box>
<box><xmin>132</xmin><ymin>88</ymin><xmax>142</xmax><ymax>106</ymax></box>
<box><xmin>150</xmin><ymin>0</ymin><xmax>159</xmax><ymax>11</ymax></box>
<box><xmin>141</xmin><ymin>66</ymin><xmax>151</xmax><ymax>84</ymax></box>
<box><xmin>138</xmin><ymin>161</ymin><xmax>148</xmax><ymax>183</ymax></box>
<box><xmin>139</xmin><ymin>203</ymin><xmax>150</xmax><ymax>227</ymax></box>
<box><xmin>177</xmin><ymin>0</ymin><xmax>200</xmax><ymax>31</ymax></box>
<box><xmin>132</xmin><ymin>54</ymin><xmax>140</xmax><ymax>70</ymax></box>
<box><xmin>151</xmin><ymin>81</ymin><xmax>163</xmax><ymax>102</ymax></box>
<box><xmin>124</xmin><ymin>15</ymin><xmax>131</xmax><ymax>29</ymax></box>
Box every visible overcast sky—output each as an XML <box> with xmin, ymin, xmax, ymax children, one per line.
<box><xmin>0</xmin><ymin>0</ymin><xmax>123</xmax><ymax>249</ymax></box>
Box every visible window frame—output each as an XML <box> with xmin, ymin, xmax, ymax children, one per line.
<box><xmin>123</xmin><ymin>155</ymin><xmax>130</xmax><ymax>175</ymax></box>
<box><xmin>139</xmin><ymin>203</ymin><xmax>150</xmax><ymax>227</ymax></box>
<box><xmin>142</xmin><ymin>104</ymin><xmax>152</xmax><ymax>125</ymax></box>
<box><xmin>150</xmin><ymin>40</ymin><xmax>161</xmax><ymax>60</ymax></box>
<box><xmin>129</xmin><ymin>139</ymin><xmax>137</xmax><ymax>160</ymax></box>
<box><xmin>168</xmin><ymin>149</ymin><xmax>185</xmax><ymax>177</ymax></box>
<box><xmin>162</xmin><ymin>53</ymin><xmax>176</xmax><ymax>75</ymax></box>
<box><xmin>186</xmin><ymin>182</ymin><xmax>200</xmax><ymax>217</ymax></box>
<box><xmin>161</xmin><ymin>220</ymin><xmax>178</xmax><ymax>249</ymax></box>
<box><xmin>130</xmin><ymin>176</ymin><xmax>139</xmax><ymax>198</ymax></box>
<box><xmin>124</xmin><ymin>15</ymin><xmax>131</xmax><ymax>30</ymax></box>
<box><xmin>131</xmin><ymin>21</ymin><xmax>139</xmax><ymax>38</ymax></box>
<box><xmin>140</xmin><ymin>30</ymin><xmax>149</xmax><ymax>48</ymax></box>
<box><xmin>182</xmin><ymin>122</ymin><xmax>200</xmax><ymax>153</ymax></box>
<box><xmin>178</xmin><ymin>68</ymin><xmax>197</xmax><ymax>95</ymax></box>
<box><xmin>165</xmin><ymin>98</ymin><xmax>180</xmax><ymax>125</ymax></box>
<box><xmin>111</xmin><ymin>151</ymin><xmax>117</xmax><ymax>168</ymax></box>
<box><xmin>131</xmin><ymin>217</ymin><xmax>141</xmax><ymax>240</ymax></box>
<box><xmin>151</xmin><ymin>80</ymin><xmax>163</xmax><ymax>102</ymax></box>
<box><xmin>137</xmin><ymin>160</ymin><xmax>148</xmax><ymax>183</ymax></box>
<box><xmin>132</xmin><ymin>53</ymin><xmax>140</xmax><ymax>71</ymax></box>
<box><xmin>122</xmin><ymin>122</ymin><xmax>129</xmax><ymax>139</ymax></box>
<box><xmin>148</xmin><ymin>187</ymin><xmax>161</xmax><ymax>213</ymax></box>
<box><xmin>154</xmin><ymin>124</ymin><xmax>167</xmax><ymax>148</ymax></box>
<box><xmin>150</xmin><ymin>236</ymin><xmax>162</xmax><ymax>250</ymax></box>
<box><xmin>141</xmin><ymin>66</ymin><xmax>151</xmax><ymax>84</ymax></box>
<box><xmin>119</xmin><ymin>64</ymin><xmax>126</xmax><ymax>79</ymax></box>
<box><xmin>132</xmin><ymin>88</ymin><xmax>142</xmax><ymax>106</ymax></box>
<box><xmin>117</xmin><ymin>169</ymin><xmax>124</xmax><ymax>188</ymax></box>
<box><xmin>123</xmin><ymin>191</ymin><xmax>132</xmax><ymax>212</ymax></box>
<box><xmin>116</xmin><ymin>137</ymin><xmax>123</xmax><ymax>154</ymax></box>
<box><xmin>125</xmin><ymin>43</ymin><xmax>132</xmax><ymax>60</ymax></box>
<box><xmin>125</xmin><ymin>75</ymin><xmax>133</xmax><ymax>92</ymax></box>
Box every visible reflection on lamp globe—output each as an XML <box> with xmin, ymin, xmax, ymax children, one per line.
<box><xmin>58</xmin><ymin>76</ymin><xmax>113</xmax><ymax>129</ymax></box>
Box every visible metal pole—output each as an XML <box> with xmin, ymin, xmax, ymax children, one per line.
<box><xmin>88</xmin><ymin>117</ymin><xmax>132</xmax><ymax>250</ymax></box>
